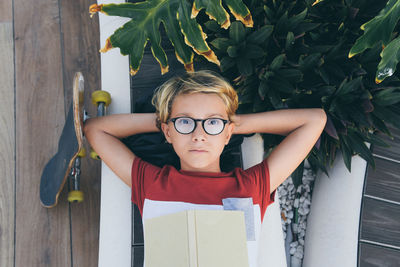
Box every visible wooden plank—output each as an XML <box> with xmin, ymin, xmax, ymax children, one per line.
<box><xmin>365</xmin><ymin>157</ymin><xmax>400</xmax><ymax>203</ymax></box>
<box><xmin>132</xmin><ymin>245</ymin><xmax>144</xmax><ymax>267</ymax></box>
<box><xmin>0</xmin><ymin>22</ymin><xmax>15</xmax><ymax>267</ymax></box>
<box><xmin>59</xmin><ymin>0</ymin><xmax>101</xmax><ymax>266</ymax></box>
<box><xmin>0</xmin><ymin>0</ymin><xmax>12</xmax><ymax>22</ymax></box>
<box><xmin>360</xmin><ymin>197</ymin><xmax>400</xmax><ymax>248</ymax></box>
<box><xmin>373</xmin><ymin>126</ymin><xmax>400</xmax><ymax>162</ymax></box>
<box><xmin>14</xmin><ymin>0</ymin><xmax>72</xmax><ymax>266</ymax></box>
<box><xmin>130</xmin><ymin>49</ymin><xmax>187</xmax><ymax>109</ymax></box>
<box><xmin>358</xmin><ymin>242</ymin><xmax>400</xmax><ymax>267</ymax></box>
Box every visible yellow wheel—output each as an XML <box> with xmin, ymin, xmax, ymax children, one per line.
<box><xmin>92</xmin><ymin>90</ymin><xmax>111</xmax><ymax>107</ymax></box>
<box><xmin>68</xmin><ymin>190</ymin><xmax>84</xmax><ymax>203</ymax></box>
<box><xmin>77</xmin><ymin>147</ymin><xmax>86</xmax><ymax>158</ymax></box>
<box><xmin>90</xmin><ymin>149</ymin><xmax>101</xmax><ymax>160</ymax></box>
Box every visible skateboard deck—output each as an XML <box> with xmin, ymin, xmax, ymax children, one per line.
<box><xmin>40</xmin><ymin>72</ymin><xmax>84</xmax><ymax>208</ymax></box>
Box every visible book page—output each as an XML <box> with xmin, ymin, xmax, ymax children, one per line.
<box><xmin>144</xmin><ymin>211</ymin><xmax>190</xmax><ymax>267</ymax></box>
<box><xmin>195</xmin><ymin>210</ymin><xmax>249</xmax><ymax>267</ymax></box>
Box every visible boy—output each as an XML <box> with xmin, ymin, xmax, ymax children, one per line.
<box><xmin>84</xmin><ymin>70</ymin><xmax>326</xmax><ymax>266</ymax></box>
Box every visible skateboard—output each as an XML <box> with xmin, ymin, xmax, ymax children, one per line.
<box><xmin>40</xmin><ymin>72</ymin><xmax>111</xmax><ymax>208</ymax></box>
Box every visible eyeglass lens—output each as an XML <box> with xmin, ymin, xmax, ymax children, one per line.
<box><xmin>173</xmin><ymin>117</ymin><xmax>226</xmax><ymax>135</ymax></box>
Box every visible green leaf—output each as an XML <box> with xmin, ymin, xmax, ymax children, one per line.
<box><xmin>285</xmin><ymin>32</ymin><xmax>295</xmax><ymax>50</ymax></box>
<box><xmin>373</xmin><ymin>104</ymin><xmax>400</xmax><ymax>129</ymax></box>
<box><xmin>230</xmin><ymin>21</ymin><xmax>246</xmax><ymax>44</ymax></box>
<box><xmin>296</xmin><ymin>22</ymin><xmax>320</xmax><ymax>33</ymax></box>
<box><xmin>287</xmin><ymin>8</ymin><xmax>307</xmax><ymax>30</ymax></box>
<box><xmin>299</xmin><ymin>53</ymin><xmax>321</xmax><ymax>71</ymax></box>
<box><xmin>204</xmin><ymin>20</ymin><xmax>223</xmax><ymax>32</ymax></box>
<box><xmin>263</xmin><ymin>5</ymin><xmax>274</xmax><ymax>21</ymax></box>
<box><xmin>324</xmin><ymin>115</ymin><xmax>339</xmax><ymax>140</ymax></box>
<box><xmin>348</xmin><ymin>0</ymin><xmax>400</xmax><ymax>58</ymax></box>
<box><xmin>318</xmin><ymin>67</ymin><xmax>330</xmax><ymax>84</ymax></box>
<box><xmin>364</xmin><ymin>132</ymin><xmax>390</xmax><ymax>148</ymax></box>
<box><xmin>308</xmin><ymin>149</ymin><xmax>328</xmax><ymax>175</ymax></box>
<box><xmin>95</xmin><ymin>1</ymin><xmax>194</xmax><ymax>74</ymax></box>
<box><xmin>90</xmin><ymin>0</ymin><xmax>253</xmax><ymax>75</ymax></box>
<box><xmin>270</xmin><ymin>54</ymin><xmax>285</xmax><ymax>71</ymax></box>
<box><xmin>227</xmin><ymin>45</ymin><xmax>239</xmax><ymax>57</ymax></box>
<box><xmin>267</xmin><ymin>88</ymin><xmax>283</xmax><ymax>109</ymax></box>
<box><xmin>220</xmin><ymin>56</ymin><xmax>235</xmax><ymax>71</ymax></box>
<box><xmin>237</xmin><ymin>57</ymin><xmax>253</xmax><ymax>76</ymax></box>
<box><xmin>108</xmin><ymin>20</ymin><xmax>149</xmax><ymax>74</ymax></box>
<box><xmin>373</xmin><ymin>87</ymin><xmax>400</xmax><ymax>106</ymax></box>
<box><xmin>193</xmin><ymin>0</ymin><xmax>230</xmax><ymax>29</ymax></box>
<box><xmin>347</xmin><ymin>105</ymin><xmax>370</xmax><ymax>127</ymax></box>
<box><xmin>247</xmin><ymin>25</ymin><xmax>274</xmax><ymax>45</ymax></box>
<box><xmin>245</xmin><ymin>44</ymin><xmax>265</xmax><ymax>59</ymax></box>
<box><xmin>291</xmin><ymin>161</ymin><xmax>304</xmax><ymax>188</ymax></box>
<box><xmin>312</xmin><ymin>0</ymin><xmax>324</xmax><ymax>6</ymax></box>
<box><xmin>376</xmin><ymin>36</ymin><xmax>400</xmax><ymax>83</ymax></box>
<box><xmin>275</xmin><ymin>11</ymin><xmax>288</xmax><ymax>33</ymax></box>
<box><xmin>224</xmin><ymin>0</ymin><xmax>254</xmax><ymax>27</ymax></box>
<box><xmin>340</xmin><ymin>136</ymin><xmax>352</xmax><ymax>172</ymax></box>
<box><xmin>210</xmin><ymin>38</ymin><xmax>232</xmax><ymax>51</ymax></box>
<box><xmin>269</xmin><ymin>76</ymin><xmax>294</xmax><ymax>93</ymax></box>
<box><xmin>347</xmin><ymin>130</ymin><xmax>375</xmax><ymax>168</ymax></box>
<box><xmin>177</xmin><ymin>0</ymin><xmax>218</xmax><ymax>61</ymax></box>
<box><xmin>370</xmin><ymin>113</ymin><xmax>391</xmax><ymax>136</ymax></box>
<box><xmin>276</xmin><ymin>69</ymin><xmax>303</xmax><ymax>83</ymax></box>
<box><xmin>258</xmin><ymin>80</ymin><xmax>269</xmax><ymax>100</ymax></box>
<box><xmin>334</xmin><ymin>77</ymin><xmax>362</xmax><ymax>97</ymax></box>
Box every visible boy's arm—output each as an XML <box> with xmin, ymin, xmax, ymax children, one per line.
<box><xmin>232</xmin><ymin>109</ymin><xmax>327</xmax><ymax>192</ymax></box>
<box><xmin>84</xmin><ymin>113</ymin><xmax>158</xmax><ymax>187</ymax></box>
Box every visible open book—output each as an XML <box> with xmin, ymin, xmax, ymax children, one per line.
<box><xmin>144</xmin><ymin>209</ymin><xmax>249</xmax><ymax>267</ymax></box>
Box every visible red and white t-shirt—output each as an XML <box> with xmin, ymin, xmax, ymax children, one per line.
<box><xmin>131</xmin><ymin>157</ymin><xmax>276</xmax><ymax>267</ymax></box>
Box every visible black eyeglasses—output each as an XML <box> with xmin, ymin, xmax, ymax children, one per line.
<box><xmin>168</xmin><ymin>117</ymin><xmax>230</xmax><ymax>135</ymax></box>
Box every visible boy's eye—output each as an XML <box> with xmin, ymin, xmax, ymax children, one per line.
<box><xmin>206</xmin><ymin>119</ymin><xmax>221</xmax><ymax>126</ymax></box>
<box><xmin>179</xmin><ymin>118</ymin><xmax>192</xmax><ymax>125</ymax></box>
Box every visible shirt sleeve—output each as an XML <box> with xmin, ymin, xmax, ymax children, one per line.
<box><xmin>131</xmin><ymin>157</ymin><xmax>161</xmax><ymax>214</ymax></box>
<box><xmin>244</xmin><ymin>158</ymin><xmax>276</xmax><ymax>219</ymax></box>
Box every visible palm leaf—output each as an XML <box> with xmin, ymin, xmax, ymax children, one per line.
<box><xmin>89</xmin><ymin>0</ymin><xmax>252</xmax><ymax>75</ymax></box>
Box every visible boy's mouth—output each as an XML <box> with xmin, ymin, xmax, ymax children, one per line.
<box><xmin>189</xmin><ymin>149</ymin><xmax>208</xmax><ymax>153</ymax></box>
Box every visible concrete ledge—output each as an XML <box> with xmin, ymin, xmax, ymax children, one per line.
<box><xmin>303</xmin><ymin>153</ymin><xmax>367</xmax><ymax>267</ymax></box>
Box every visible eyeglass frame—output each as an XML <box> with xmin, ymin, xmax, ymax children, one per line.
<box><xmin>167</xmin><ymin>116</ymin><xmax>230</xmax><ymax>135</ymax></box>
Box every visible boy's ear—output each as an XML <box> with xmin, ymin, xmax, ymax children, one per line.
<box><xmin>161</xmin><ymin>123</ymin><xmax>172</xmax><ymax>143</ymax></box>
<box><xmin>225</xmin><ymin>122</ymin><xmax>235</xmax><ymax>145</ymax></box>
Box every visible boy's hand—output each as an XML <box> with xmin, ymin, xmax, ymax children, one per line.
<box><xmin>84</xmin><ymin>113</ymin><xmax>159</xmax><ymax>186</ymax></box>
<box><xmin>231</xmin><ymin>109</ymin><xmax>326</xmax><ymax>193</ymax></box>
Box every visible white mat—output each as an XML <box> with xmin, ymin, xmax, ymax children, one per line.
<box><xmin>98</xmin><ymin>1</ymin><xmax>131</xmax><ymax>266</ymax></box>
<box><xmin>97</xmin><ymin>1</ymin><xmax>287</xmax><ymax>266</ymax></box>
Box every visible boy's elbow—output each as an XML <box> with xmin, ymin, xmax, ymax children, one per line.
<box><xmin>83</xmin><ymin>118</ymin><xmax>96</xmax><ymax>138</ymax></box>
<box><xmin>314</xmin><ymin>108</ymin><xmax>327</xmax><ymax>128</ymax></box>
<box><xmin>83</xmin><ymin>119</ymin><xmax>91</xmax><ymax>135</ymax></box>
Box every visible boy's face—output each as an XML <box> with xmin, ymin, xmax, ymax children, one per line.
<box><xmin>161</xmin><ymin>92</ymin><xmax>235</xmax><ymax>172</ymax></box>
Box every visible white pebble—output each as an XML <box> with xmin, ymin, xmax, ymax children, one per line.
<box><xmin>294</xmin><ymin>198</ymin><xmax>299</xmax><ymax>208</ymax></box>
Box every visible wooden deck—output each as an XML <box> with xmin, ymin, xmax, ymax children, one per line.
<box><xmin>359</xmin><ymin>126</ymin><xmax>400</xmax><ymax>266</ymax></box>
<box><xmin>1</xmin><ymin>0</ymin><xmax>101</xmax><ymax>266</ymax></box>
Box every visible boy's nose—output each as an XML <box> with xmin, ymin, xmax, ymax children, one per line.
<box><xmin>191</xmin><ymin>123</ymin><xmax>207</xmax><ymax>142</ymax></box>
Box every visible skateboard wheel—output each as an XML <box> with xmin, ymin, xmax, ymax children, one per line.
<box><xmin>68</xmin><ymin>190</ymin><xmax>84</xmax><ymax>203</ymax></box>
<box><xmin>78</xmin><ymin>148</ymin><xmax>86</xmax><ymax>158</ymax></box>
<box><xmin>92</xmin><ymin>90</ymin><xmax>111</xmax><ymax>107</ymax></box>
<box><xmin>90</xmin><ymin>149</ymin><xmax>101</xmax><ymax>160</ymax></box>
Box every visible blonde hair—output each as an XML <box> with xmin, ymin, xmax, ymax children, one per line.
<box><xmin>152</xmin><ymin>70</ymin><xmax>238</xmax><ymax>129</ymax></box>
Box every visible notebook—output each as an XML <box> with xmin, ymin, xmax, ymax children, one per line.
<box><xmin>144</xmin><ymin>209</ymin><xmax>249</xmax><ymax>267</ymax></box>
